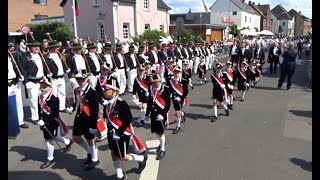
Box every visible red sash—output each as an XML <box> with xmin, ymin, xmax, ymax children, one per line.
<box><xmin>199</xmin><ymin>64</ymin><xmax>205</xmax><ymax>78</ymax></box>
<box><xmin>249</xmin><ymin>67</ymin><xmax>256</xmax><ymax>74</ymax></box>
<box><xmin>150</xmin><ymin>86</ymin><xmax>166</xmax><ymax>109</ymax></box>
<box><xmin>99</xmin><ymin>76</ymin><xmax>105</xmax><ymax>85</ymax></box>
<box><xmin>169</xmin><ymin>79</ymin><xmax>183</xmax><ymax>96</ymax></box>
<box><xmin>211</xmin><ymin>73</ymin><xmax>224</xmax><ymax>86</ymax></box>
<box><xmin>167</xmin><ymin>65</ymin><xmax>174</xmax><ymax>75</ymax></box>
<box><xmin>183</xmin><ymin>68</ymin><xmax>190</xmax><ymax>76</ymax></box>
<box><xmin>74</xmin><ymin>88</ymin><xmax>91</xmax><ymax>116</ymax></box>
<box><xmin>135</xmin><ymin>77</ymin><xmax>148</xmax><ymax>92</ymax></box>
<box><xmin>224</xmin><ymin>69</ymin><xmax>234</xmax><ymax>82</ymax></box>
<box><xmin>55</xmin><ymin>115</ymin><xmax>69</xmax><ymax>136</ymax></box>
<box><xmin>238</xmin><ymin>67</ymin><xmax>247</xmax><ymax>80</ymax></box>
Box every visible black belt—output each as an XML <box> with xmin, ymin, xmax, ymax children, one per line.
<box><xmin>132</xmin><ymin>66</ymin><xmax>137</xmax><ymax>69</ymax></box>
<box><xmin>118</xmin><ymin>67</ymin><xmax>124</xmax><ymax>69</ymax></box>
<box><xmin>53</xmin><ymin>75</ymin><xmax>64</xmax><ymax>79</ymax></box>
<box><xmin>8</xmin><ymin>79</ymin><xmax>18</xmax><ymax>87</ymax></box>
<box><xmin>29</xmin><ymin>78</ymin><xmax>42</xmax><ymax>83</ymax></box>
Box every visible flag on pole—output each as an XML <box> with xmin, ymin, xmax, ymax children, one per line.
<box><xmin>200</xmin><ymin>0</ymin><xmax>208</xmax><ymax>13</ymax></box>
<box><xmin>75</xmin><ymin>0</ymin><xmax>80</xmax><ymax>16</ymax></box>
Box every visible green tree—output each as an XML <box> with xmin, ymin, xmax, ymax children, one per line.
<box><xmin>28</xmin><ymin>21</ymin><xmax>74</xmax><ymax>42</ymax></box>
<box><xmin>172</xmin><ymin>29</ymin><xmax>203</xmax><ymax>43</ymax></box>
<box><xmin>229</xmin><ymin>24</ymin><xmax>242</xmax><ymax>39</ymax></box>
<box><xmin>132</xmin><ymin>29</ymin><xmax>167</xmax><ymax>43</ymax></box>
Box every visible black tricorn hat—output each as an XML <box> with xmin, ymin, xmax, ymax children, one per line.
<box><xmin>26</xmin><ymin>39</ymin><xmax>40</xmax><ymax>46</ymax></box>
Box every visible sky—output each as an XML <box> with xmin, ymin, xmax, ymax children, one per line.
<box><xmin>164</xmin><ymin>0</ymin><xmax>312</xmax><ymax>19</ymax></box>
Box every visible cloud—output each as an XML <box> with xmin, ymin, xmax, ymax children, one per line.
<box><xmin>164</xmin><ymin>0</ymin><xmax>312</xmax><ymax>18</ymax></box>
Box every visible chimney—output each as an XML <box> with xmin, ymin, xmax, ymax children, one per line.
<box><xmin>188</xmin><ymin>8</ymin><xmax>191</xmax><ymax>13</ymax></box>
<box><xmin>249</xmin><ymin>1</ymin><xmax>251</xmax><ymax>5</ymax></box>
<box><xmin>299</xmin><ymin>11</ymin><xmax>301</xmax><ymax>14</ymax></box>
<box><xmin>252</xmin><ymin>2</ymin><xmax>255</xmax><ymax>5</ymax></box>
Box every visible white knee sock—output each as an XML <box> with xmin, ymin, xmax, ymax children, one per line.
<box><xmin>79</xmin><ymin>137</ymin><xmax>91</xmax><ymax>154</ymax></box>
<box><xmin>159</xmin><ymin>135</ymin><xmax>166</xmax><ymax>151</ymax></box>
<box><xmin>113</xmin><ymin>160</ymin><xmax>123</xmax><ymax>178</ymax></box>
<box><xmin>230</xmin><ymin>95</ymin><xmax>233</xmax><ymax>104</ymax></box>
<box><xmin>222</xmin><ymin>104</ymin><xmax>228</xmax><ymax>110</ymax></box>
<box><xmin>89</xmin><ymin>145</ymin><xmax>99</xmax><ymax>162</ymax></box>
<box><xmin>128</xmin><ymin>153</ymin><xmax>144</xmax><ymax>162</ymax></box>
<box><xmin>46</xmin><ymin>141</ymin><xmax>55</xmax><ymax>161</ymax></box>
<box><xmin>177</xmin><ymin>117</ymin><xmax>181</xmax><ymax>127</ymax></box>
<box><xmin>241</xmin><ymin>91</ymin><xmax>246</xmax><ymax>100</ymax></box>
<box><xmin>140</xmin><ymin>109</ymin><xmax>146</xmax><ymax>121</ymax></box>
<box><xmin>54</xmin><ymin>135</ymin><xmax>71</xmax><ymax>145</ymax></box>
<box><xmin>213</xmin><ymin>105</ymin><xmax>217</xmax><ymax>116</ymax></box>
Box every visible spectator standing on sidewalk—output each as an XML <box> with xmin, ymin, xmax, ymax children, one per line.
<box><xmin>277</xmin><ymin>44</ymin><xmax>298</xmax><ymax>90</ymax></box>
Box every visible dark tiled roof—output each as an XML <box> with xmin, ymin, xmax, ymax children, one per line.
<box><xmin>249</xmin><ymin>4</ymin><xmax>266</xmax><ymax>18</ymax></box>
<box><xmin>158</xmin><ymin>0</ymin><xmax>171</xmax><ymax>10</ymax></box>
<box><xmin>257</xmin><ymin>4</ymin><xmax>269</xmax><ymax>16</ymax></box>
<box><xmin>230</xmin><ymin>0</ymin><xmax>259</xmax><ymax>15</ymax></box>
<box><xmin>271</xmin><ymin>4</ymin><xmax>292</xmax><ymax>20</ymax></box>
<box><xmin>170</xmin><ymin>12</ymin><xmax>210</xmax><ymax>25</ymax></box>
<box><xmin>288</xmin><ymin>9</ymin><xmax>310</xmax><ymax>20</ymax></box>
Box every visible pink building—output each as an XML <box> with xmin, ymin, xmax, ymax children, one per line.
<box><xmin>63</xmin><ymin>0</ymin><xmax>171</xmax><ymax>43</ymax></box>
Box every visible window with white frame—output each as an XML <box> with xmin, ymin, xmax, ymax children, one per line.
<box><xmin>145</xmin><ymin>24</ymin><xmax>150</xmax><ymax>32</ymax></box>
<box><xmin>123</xmin><ymin>23</ymin><xmax>130</xmax><ymax>39</ymax></box>
<box><xmin>144</xmin><ymin>0</ymin><xmax>149</xmax><ymax>10</ymax></box>
<box><xmin>33</xmin><ymin>0</ymin><xmax>47</xmax><ymax>5</ymax></box>
<box><xmin>159</xmin><ymin>25</ymin><xmax>164</xmax><ymax>31</ymax></box>
<box><xmin>245</xmin><ymin>16</ymin><xmax>247</xmax><ymax>22</ymax></box>
<box><xmin>250</xmin><ymin>17</ymin><xmax>251</xmax><ymax>23</ymax></box>
<box><xmin>97</xmin><ymin>21</ymin><xmax>105</xmax><ymax>40</ymax></box>
<box><xmin>93</xmin><ymin>0</ymin><xmax>100</xmax><ymax>7</ymax></box>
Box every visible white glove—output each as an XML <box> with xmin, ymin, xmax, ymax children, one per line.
<box><xmin>66</xmin><ymin>68</ymin><xmax>71</xmax><ymax>73</ymax></box>
<box><xmin>112</xmin><ymin>132</ymin><xmax>120</xmax><ymax>141</ymax></box>
<box><xmin>145</xmin><ymin>91</ymin><xmax>149</xmax><ymax>97</ymax></box>
<box><xmin>221</xmin><ymin>84</ymin><xmax>226</xmax><ymax>89</ymax></box>
<box><xmin>227</xmin><ymin>84</ymin><xmax>234</xmax><ymax>90</ymax></box>
<box><xmin>174</xmin><ymin>97</ymin><xmax>181</xmax><ymax>102</ymax></box>
<box><xmin>126</xmin><ymin>67</ymin><xmax>130</xmax><ymax>72</ymax></box>
<box><xmin>133</xmin><ymin>95</ymin><xmax>137</xmax><ymax>99</ymax></box>
<box><xmin>25</xmin><ymin>82</ymin><xmax>33</xmax><ymax>90</ymax></box>
<box><xmin>37</xmin><ymin>120</ymin><xmax>45</xmax><ymax>127</ymax></box>
<box><xmin>47</xmin><ymin>73</ymin><xmax>53</xmax><ymax>78</ymax></box>
<box><xmin>156</xmin><ymin>114</ymin><xmax>164</xmax><ymax>121</ymax></box>
<box><xmin>89</xmin><ymin>128</ymin><xmax>98</xmax><ymax>134</ymax></box>
<box><xmin>66</xmin><ymin>107</ymin><xmax>73</xmax><ymax>114</ymax></box>
<box><xmin>245</xmin><ymin>83</ymin><xmax>249</xmax><ymax>87</ymax></box>
<box><xmin>102</xmin><ymin>99</ymin><xmax>110</xmax><ymax>106</ymax></box>
<box><xmin>18</xmin><ymin>75</ymin><xmax>24</xmax><ymax>82</ymax></box>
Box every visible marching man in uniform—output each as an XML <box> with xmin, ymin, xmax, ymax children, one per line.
<box><xmin>145</xmin><ymin>74</ymin><xmax>171</xmax><ymax>160</ymax></box>
<box><xmin>198</xmin><ymin>58</ymin><xmax>207</xmax><ymax>85</ymax></box>
<box><xmin>168</xmin><ymin>66</ymin><xmax>188</xmax><ymax>134</ymax></box>
<box><xmin>8</xmin><ymin>42</ymin><xmax>29</xmax><ymax>128</ymax></box>
<box><xmin>124</xmin><ymin>45</ymin><xmax>140</xmax><ymax>93</ymax></box>
<box><xmin>21</xmin><ymin>39</ymin><xmax>52</xmax><ymax>125</ymax></box>
<box><xmin>45</xmin><ymin>41</ymin><xmax>71</xmax><ymax>112</ymax></box>
<box><xmin>71</xmin><ymin>71</ymin><xmax>100</xmax><ymax>171</ymax></box>
<box><xmin>133</xmin><ymin>64</ymin><xmax>150</xmax><ymax>127</ymax></box>
<box><xmin>101</xmin><ymin>76</ymin><xmax>148</xmax><ymax>180</ymax></box>
<box><xmin>37</xmin><ymin>76</ymin><xmax>72</xmax><ymax>169</ymax></box>
<box><xmin>113</xmin><ymin>44</ymin><xmax>128</xmax><ymax>95</ymax></box>
<box><xmin>182</xmin><ymin>60</ymin><xmax>193</xmax><ymax>89</ymax></box>
<box><xmin>210</xmin><ymin>62</ymin><xmax>230</xmax><ymax>122</ymax></box>
<box><xmin>86</xmin><ymin>43</ymin><xmax>102</xmax><ymax>90</ymax></box>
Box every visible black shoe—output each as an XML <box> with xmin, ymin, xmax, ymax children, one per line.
<box><xmin>240</xmin><ymin>98</ymin><xmax>244</xmax><ymax>102</ymax></box>
<box><xmin>40</xmin><ymin>159</ymin><xmax>55</xmax><ymax>169</ymax></box>
<box><xmin>137</xmin><ymin>120</ymin><xmax>145</xmax><ymax>127</ymax></box>
<box><xmin>138</xmin><ymin>154</ymin><xmax>148</xmax><ymax>173</ymax></box>
<box><xmin>84</xmin><ymin>154</ymin><xmax>92</xmax><ymax>165</ymax></box>
<box><xmin>228</xmin><ymin>104</ymin><xmax>233</xmax><ymax>110</ymax></box>
<box><xmin>84</xmin><ymin>160</ymin><xmax>100</xmax><ymax>171</ymax></box>
<box><xmin>225</xmin><ymin>109</ymin><xmax>230</xmax><ymax>116</ymax></box>
<box><xmin>156</xmin><ymin>150</ymin><xmax>166</xmax><ymax>160</ymax></box>
<box><xmin>211</xmin><ymin>116</ymin><xmax>217</xmax><ymax>122</ymax></box>
<box><xmin>20</xmin><ymin>124</ymin><xmax>29</xmax><ymax>129</ymax></box>
<box><xmin>64</xmin><ymin>140</ymin><xmax>73</xmax><ymax>152</ymax></box>
<box><xmin>31</xmin><ymin>120</ymin><xmax>39</xmax><ymax>125</ymax></box>
<box><xmin>191</xmin><ymin>86</ymin><xmax>194</xmax><ymax>90</ymax></box>
<box><xmin>172</xmin><ymin>126</ymin><xmax>181</xmax><ymax>134</ymax></box>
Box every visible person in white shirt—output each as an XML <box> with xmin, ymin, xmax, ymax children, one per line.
<box><xmin>96</xmin><ymin>40</ymin><xmax>103</xmax><ymax>54</ymax></box>
<box><xmin>19</xmin><ymin>39</ymin><xmax>27</xmax><ymax>53</ymax></box>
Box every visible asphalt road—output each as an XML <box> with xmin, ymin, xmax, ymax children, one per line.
<box><xmin>8</xmin><ymin>52</ymin><xmax>312</xmax><ymax>180</ymax></box>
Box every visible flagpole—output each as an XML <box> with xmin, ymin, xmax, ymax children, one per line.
<box><xmin>72</xmin><ymin>0</ymin><xmax>78</xmax><ymax>38</ymax></box>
